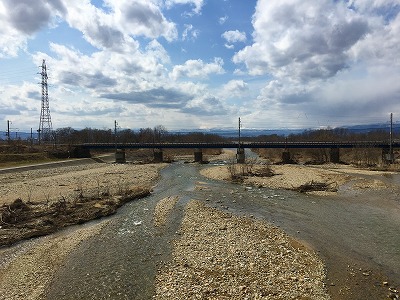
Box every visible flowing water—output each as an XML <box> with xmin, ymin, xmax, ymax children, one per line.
<box><xmin>47</xmin><ymin>161</ymin><xmax>400</xmax><ymax>299</ymax></box>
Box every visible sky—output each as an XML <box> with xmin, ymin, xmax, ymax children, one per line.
<box><xmin>0</xmin><ymin>0</ymin><xmax>399</xmax><ymax>132</ymax></box>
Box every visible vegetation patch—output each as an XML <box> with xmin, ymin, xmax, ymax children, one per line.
<box><xmin>0</xmin><ymin>187</ymin><xmax>150</xmax><ymax>247</ymax></box>
<box><xmin>295</xmin><ymin>181</ymin><xmax>338</xmax><ymax>193</ymax></box>
<box><xmin>227</xmin><ymin>159</ymin><xmax>275</xmax><ymax>183</ymax></box>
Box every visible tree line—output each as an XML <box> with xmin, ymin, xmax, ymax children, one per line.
<box><xmin>53</xmin><ymin>125</ymin><xmax>226</xmax><ymax>145</ymax></box>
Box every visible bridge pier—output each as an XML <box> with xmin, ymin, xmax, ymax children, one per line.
<box><xmin>153</xmin><ymin>148</ymin><xmax>163</xmax><ymax>162</ymax></box>
<box><xmin>330</xmin><ymin>148</ymin><xmax>340</xmax><ymax>163</ymax></box>
<box><xmin>281</xmin><ymin>151</ymin><xmax>292</xmax><ymax>164</ymax></box>
<box><xmin>71</xmin><ymin>146</ymin><xmax>91</xmax><ymax>158</ymax></box>
<box><xmin>237</xmin><ymin>148</ymin><xmax>245</xmax><ymax>163</ymax></box>
<box><xmin>115</xmin><ymin>149</ymin><xmax>126</xmax><ymax>163</ymax></box>
<box><xmin>382</xmin><ymin>148</ymin><xmax>394</xmax><ymax>164</ymax></box>
<box><xmin>194</xmin><ymin>148</ymin><xmax>203</xmax><ymax>162</ymax></box>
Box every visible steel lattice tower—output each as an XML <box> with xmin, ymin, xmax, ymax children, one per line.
<box><xmin>38</xmin><ymin>59</ymin><xmax>53</xmax><ymax>142</ymax></box>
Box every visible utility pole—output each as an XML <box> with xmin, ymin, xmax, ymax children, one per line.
<box><xmin>390</xmin><ymin>113</ymin><xmax>393</xmax><ymax>163</ymax></box>
<box><xmin>236</xmin><ymin>117</ymin><xmax>245</xmax><ymax>163</ymax></box>
<box><xmin>114</xmin><ymin>120</ymin><xmax>118</xmax><ymax>151</ymax></box>
<box><xmin>38</xmin><ymin>59</ymin><xmax>53</xmax><ymax>143</ymax></box>
<box><xmin>30</xmin><ymin>128</ymin><xmax>33</xmax><ymax>147</ymax></box>
<box><xmin>238</xmin><ymin>117</ymin><xmax>241</xmax><ymax>148</ymax></box>
<box><xmin>6</xmin><ymin>120</ymin><xmax>11</xmax><ymax>142</ymax></box>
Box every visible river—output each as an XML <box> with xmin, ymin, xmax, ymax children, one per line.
<box><xmin>46</xmin><ymin>160</ymin><xmax>400</xmax><ymax>299</ymax></box>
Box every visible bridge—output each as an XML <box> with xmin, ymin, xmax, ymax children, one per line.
<box><xmin>75</xmin><ymin>140</ymin><xmax>398</xmax><ymax>163</ymax></box>
<box><xmin>80</xmin><ymin>140</ymin><xmax>399</xmax><ymax>150</ymax></box>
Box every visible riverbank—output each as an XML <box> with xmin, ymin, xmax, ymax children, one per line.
<box><xmin>0</xmin><ymin>162</ymin><xmax>165</xmax><ymax>247</ymax></box>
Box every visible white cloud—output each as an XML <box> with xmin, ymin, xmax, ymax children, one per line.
<box><xmin>170</xmin><ymin>58</ymin><xmax>225</xmax><ymax>80</ymax></box>
<box><xmin>105</xmin><ymin>0</ymin><xmax>177</xmax><ymax>41</ymax></box>
<box><xmin>62</xmin><ymin>0</ymin><xmax>177</xmax><ymax>50</ymax></box>
<box><xmin>32</xmin><ymin>37</ymin><xmax>170</xmax><ymax>98</ymax></box>
<box><xmin>0</xmin><ymin>0</ymin><xmax>177</xmax><ymax>57</ymax></box>
<box><xmin>182</xmin><ymin>24</ymin><xmax>200</xmax><ymax>41</ymax></box>
<box><xmin>165</xmin><ymin>0</ymin><xmax>204</xmax><ymax>15</ymax></box>
<box><xmin>0</xmin><ymin>0</ymin><xmax>64</xmax><ymax>57</ymax></box>
<box><xmin>219</xmin><ymin>15</ymin><xmax>228</xmax><ymax>24</ymax></box>
<box><xmin>233</xmin><ymin>0</ymin><xmax>370</xmax><ymax>80</ymax></box>
<box><xmin>222</xmin><ymin>30</ymin><xmax>247</xmax><ymax>43</ymax></box>
<box><xmin>221</xmin><ymin>80</ymin><xmax>248</xmax><ymax>98</ymax></box>
<box><xmin>231</xmin><ymin>0</ymin><xmax>400</xmax><ymax>128</ymax></box>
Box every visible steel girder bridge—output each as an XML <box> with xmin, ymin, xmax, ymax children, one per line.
<box><xmin>79</xmin><ymin>140</ymin><xmax>400</xmax><ymax>150</ymax></box>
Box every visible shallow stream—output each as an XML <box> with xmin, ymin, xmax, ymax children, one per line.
<box><xmin>47</xmin><ymin>161</ymin><xmax>400</xmax><ymax>299</ymax></box>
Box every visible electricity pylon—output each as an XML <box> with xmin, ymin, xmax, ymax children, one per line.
<box><xmin>38</xmin><ymin>59</ymin><xmax>53</xmax><ymax>143</ymax></box>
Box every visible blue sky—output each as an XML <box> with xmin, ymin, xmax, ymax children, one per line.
<box><xmin>0</xmin><ymin>0</ymin><xmax>399</xmax><ymax>132</ymax></box>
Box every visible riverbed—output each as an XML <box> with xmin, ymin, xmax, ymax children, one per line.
<box><xmin>48</xmin><ymin>162</ymin><xmax>400</xmax><ymax>299</ymax></box>
<box><xmin>1</xmin><ymin>160</ymin><xmax>399</xmax><ymax>299</ymax></box>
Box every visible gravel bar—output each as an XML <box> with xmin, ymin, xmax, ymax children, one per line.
<box><xmin>154</xmin><ymin>200</ymin><xmax>330</xmax><ymax>299</ymax></box>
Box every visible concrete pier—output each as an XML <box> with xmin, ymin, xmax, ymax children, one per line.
<box><xmin>153</xmin><ymin>149</ymin><xmax>163</xmax><ymax>162</ymax></box>
<box><xmin>382</xmin><ymin>148</ymin><xmax>393</xmax><ymax>164</ymax></box>
<box><xmin>330</xmin><ymin>148</ymin><xmax>340</xmax><ymax>163</ymax></box>
<box><xmin>236</xmin><ymin>148</ymin><xmax>245</xmax><ymax>163</ymax></box>
<box><xmin>282</xmin><ymin>151</ymin><xmax>291</xmax><ymax>164</ymax></box>
<box><xmin>115</xmin><ymin>149</ymin><xmax>126</xmax><ymax>163</ymax></box>
<box><xmin>194</xmin><ymin>148</ymin><xmax>203</xmax><ymax>162</ymax></box>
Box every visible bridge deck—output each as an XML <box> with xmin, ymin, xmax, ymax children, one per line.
<box><xmin>79</xmin><ymin>141</ymin><xmax>399</xmax><ymax>149</ymax></box>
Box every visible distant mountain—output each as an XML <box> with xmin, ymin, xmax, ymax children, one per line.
<box><xmin>173</xmin><ymin>123</ymin><xmax>400</xmax><ymax>137</ymax></box>
<box><xmin>341</xmin><ymin>123</ymin><xmax>400</xmax><ymax>134</ymax></box>
<box><xmin>170</xmin><ymin>128</ymin><xmax>305</xmax><ymax>138</ymax></box>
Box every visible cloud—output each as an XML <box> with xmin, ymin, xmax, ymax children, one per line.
<box><xmin>108</xmin><ymin>0</ymin><xmax>178</xmax><ymax>41</ymax></box>
<box><xmin>165</xmin><ymin>0</ymin><xmax>204</xmax><ymax>15</ymax></box>
<box><xmin>182</xmin><ymin>24</ymin><xmax>200</xmax><ymax>41</ymax></box>
<box><xmin>170</xmin><ymin>58</ymin><xmax>225</xmax><ymax>80</ymax></box>
<box><xmin>0</xmin><ymin>82</ymin><xmax>44</xmax><ymax>126</ymax></box>
<box><xmin>0</xmin><ymin>0</ymin><xmax>64</xmax><ymax>57</ymax></box>
<box><xmin>219</xmin><ymin>15</ymin><xmax>228</xmax><ymax>25</ymax></box>
<box><xmin>0</xmin><ymin>0</ymin><xmax>177</xmax><ymax>57</ymax></box>
<box><xmin>101</xmin><ymin>84</ymin><xmax>230</xmax><ymax>117</ymax></box>
<box><xmin>62</xmin><ymin>0</ymin><xmax>177</xmax><ymax>50</ymax></box>
<box><xmin>253</xmin><ymin>63</ymin><xmax>400</xmax><ymax>127</ymax></box>
<box><xmin>2</xmin><ymin>0</ymin><xmax>53</xmax><ymax>35</ymax></box>
<box><xmin>221</xmin><ymin>80</ymin><xmax>248</xmax><ymax>98</ymax></box>
<box><xmin>233</xmin><ymin>0</ymin><xmax>370</xmax><ymax>80</ymax></box>
<box><xmin>222</xmin><ymin>30</ymin><xmax>247</xmax><ymax>44</ymax></box>
<box><xmin>101</xmin><ymin>87</ymin><xmax>191</xmax><ymax>109</ymax></box>
<box><xmin>238</xmin><ymin>0</ymin><xmax>400</xmax><ymax>127</ymax></box>
<box><xmin>182</xmin><ymin>95</ymin><xmax>228</xmax><ymax>116</ymax></box>
<box><xmin>30</xmin><ymin>37</ymin><xmax>174</xmax><ymax>113</ymax></box>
